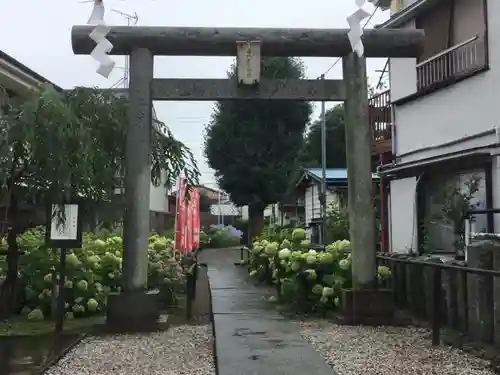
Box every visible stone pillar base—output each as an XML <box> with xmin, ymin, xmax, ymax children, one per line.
<box><xmin>106</xmin><ymin>290</ymin><xmax>162</xmax><ymax>333</ymax></box>
<box><xmin>339</xmin><ymin>288</ymin><xmax>395</xmax><ymax>325</ymax></box>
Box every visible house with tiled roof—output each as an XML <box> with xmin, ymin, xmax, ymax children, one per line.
<box><xmin>263</xmin><ymin>168</ymin><xmax>379</xmax><ymax>242</ymax></box>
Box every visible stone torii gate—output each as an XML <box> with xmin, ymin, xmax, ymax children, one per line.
<box><xmin>72</xmin><ymin>26</ymin><xmax>424</xmax><ymax>328</ymax></box>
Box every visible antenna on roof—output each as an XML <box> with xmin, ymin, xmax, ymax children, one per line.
<box><xmin>110</xmin><ymin>9</ymin><xmax>139</xmax><ymax>89</ymax></box>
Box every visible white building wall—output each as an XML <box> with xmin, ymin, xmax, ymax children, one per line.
<box><xmin>263</xmin><ymin>205</ymin><xmax>274</xmax><ymax>218</ymax></box>
<box><xmin>389</xmin><ymin>177</ymin><xmax>418</xmax><ymax>253</ymax></box>
<box><xmin>149</xmin><ymin>170</ymin><xmax>169</xmax><ymax>213</ymax></box>
<box><xmin>241</xmin><ymin>205</ymin><xmax>249</xmax><ymax>221</ymax></box>
<box><xmin>389</xmin><ymin>20</ymin><xmax>417</xmax><ymax>102</ymax></box>
<box><xmin>309</xmin><ymin>183</ymin><xmax>320</xmax><ymax>220</ymax></box>
<box><xmin>281</xmin><ymin>214</ymin><xmax>292</xmax><ymax>226</ymax></box>
<box><xmin>264</xmin><ymin>204</ymin><xmax>295</xmax><ymax>226</ymax></box>
<box><xmin>305</xmin><ymin>182</ymin><xmax>341</xmax><ymax>225</ymax></box>
<box><xmin>387</xmin><ymin>0</ymin><xmax>500</xmax><ymax>252</ymax></box>
<box><xmin>390</xmin><ymin>0</ymin><xmax>499</xmax><ymax>163</ymax></box>
<box><xmin>238</xmin><ymin>204</ymin><xmax>294</xmax><ymax>224</ymax></box>
<box><xmin>305</xmin><ymin>184</ymin><xmax>315</xmax><ymax>225</ymax></box>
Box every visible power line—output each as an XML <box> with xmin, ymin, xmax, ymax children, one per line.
<box><xmin>318</xmin><ymin>6</ymin><xmax>379</xmax><ymax>78</ymax></box>
<box><xmin>375</xmin><ymin>58</ymin><xmax>389</xmax><ymax>90</ymax></box>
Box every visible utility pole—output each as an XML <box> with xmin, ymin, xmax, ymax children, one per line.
<box><xmin>217</xmin><ymin>190</ymin><xmax>221</xmax><ymax>225</ymax></box>
<box><xmin>110</xmin><ymin>9</ymin><xmax>139</xmax><ymax>88</ymax></box>
<box><xmin>320</xmin><ymin>74</ymin><xmax>327</xmax><ymax>245</ymax></box>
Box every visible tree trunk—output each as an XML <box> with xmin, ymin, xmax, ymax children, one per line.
<box><xmin>0</xmin><ymin>193</ymin><xmax>20</xmax><ymax>318</ymax></box>
<box><xmin>248</xmin><ymin>203</ymin><xmax>265</xmax><ymax>242</ymax></box>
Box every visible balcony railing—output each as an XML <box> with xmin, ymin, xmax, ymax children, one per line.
<box><xmin>281</xmin><ymin>197</ymin><xmax>305</xmax><ymax>208</ymax></box>
<box><xmin>417</xmin><ymin>36</ymin><xmax>486</xmax><ymax>92</ymax></box>
<box><xmin>369</xmin><ymin>90</ymin><xmax>392</xmax><ymax>155</ymax></box>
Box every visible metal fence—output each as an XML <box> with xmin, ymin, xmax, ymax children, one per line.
<box><xmin>465</xmin><ymin>208</ymin><xmax>500</xmax><ymax>248</ymax></box>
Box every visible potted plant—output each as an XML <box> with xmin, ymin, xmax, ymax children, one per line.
<box><xmin>439</xmin><ymin>175</ymin><xmax>481</xmax><ymax>260</ymax></box>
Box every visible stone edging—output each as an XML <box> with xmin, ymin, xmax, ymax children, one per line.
<box><xmin>37</xmin><ymin>332</ymin><xmax>89</xmax><ymax>375</ymax></box>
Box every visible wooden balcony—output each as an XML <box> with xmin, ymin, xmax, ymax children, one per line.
<box><xmin>369</xmin><ymin>89</ymin><xmax>392</xmax><ymax>156</ymax></box>
<box><xmin>281</xmin><ymin>197</ymin><xmax>305</xmax><ymax>210</ymax></box>
<box><xmin>417</xmin><ymin>36</ymin><xmax>486</xmax><ymax>92</ymax></box>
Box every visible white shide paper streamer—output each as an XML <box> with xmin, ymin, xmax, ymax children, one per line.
<box><xmin>347</xmin><ymin>0</ymin><xmax>381</xmax><ymax>57</ymax></box>
<box><xmin>87</xmin><ymin>0</ymin><xmax>115</xmax><ymax>78</ymax></box>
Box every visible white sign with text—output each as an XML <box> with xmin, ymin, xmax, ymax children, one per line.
<box><xmin>50</xmin><ymin>204</ymin><xmax>79</xmax><ymax>241</ymax></box>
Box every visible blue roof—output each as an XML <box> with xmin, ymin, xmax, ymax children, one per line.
<box><xmin>297</xmin><ymin>168</ymin><xmax>379</xmax><ymax>186</ymax></box>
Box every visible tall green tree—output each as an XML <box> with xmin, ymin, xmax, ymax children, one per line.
<box><xmin>301</xmin><ymin>104</ymin><xmax>346</xmax><ymax>169</ymax></box>
<box><xmin>0</xmin><ymin>84</ymin><xmax>199</xmax><ymax>316</ymax></box>
<box><xmin>204</xmin><ymin>57</ymin><xmax>312</xmax><ymax>238</ymax></box>
<box><xmin>300</xmin><ymin>80</ymin><xmax>388</xmax><ymax>170</ymax></box>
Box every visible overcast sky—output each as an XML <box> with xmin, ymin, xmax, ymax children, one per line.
<box><xmin>0</xmin><ymin>0</ymin><xmax>389</xmax><ymax>185</ymax></box>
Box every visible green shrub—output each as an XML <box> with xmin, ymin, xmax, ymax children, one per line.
<box><xmin>209</xmin><ymin>228</ymin><xmax>241</xmax><ymax>248</ymax></box>
<box><xmin>248</xmin><ymin>227</ymin><xmax>391</xmax><ymax>313</ymax></box>
<box><xmin>199</xmin><ymin>231</ymin><xmax>210</xmax><ymax>249</ymax></box>
<box><xmin>0</xmin><ymin>227</ymin><xmax>186</xmax><ymax>319</ymax></box>
<box><xmin>325</xmin><ymin>203</ymin><xmax>350</xmax><ymax>243</ymax></box>
<box><xmin>202</xmin><ymin>226</ymin><xmax>242</xmax><ymax>248</ymax></box>
<box><xmin>257</xmin><ymin>225</ymin><xmax>294</xmax><ymax>243</ymax></box>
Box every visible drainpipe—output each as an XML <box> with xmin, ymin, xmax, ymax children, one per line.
<box><xmin>319</xmin><ymin>74</ymin><xmax>327</xmax><ymax>245</ymax></box>
<box><xmin>493</xmin><ymin>127</ymin><xmax>500</xmax><ymax>235</ymax></box>
<box><xmin>390</xmin><ymin>95</ymin><xmax>397</xmax><ymax>159</ymax></box>
<box><xmin>379</xmin><ymin>153</ymin><xmax>388</xmax><ymax>252</ymax></box>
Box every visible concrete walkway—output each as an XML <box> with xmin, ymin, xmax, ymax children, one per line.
<box><xmin>198</xmin><ymin>248</ymin><xmax>336</xmax><ymax>375</ymax></box>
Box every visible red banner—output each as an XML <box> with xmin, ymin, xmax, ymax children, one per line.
<box><xmin>190</xmin><ymin>189</ymin><xmax>200</xmax><ymax>249</ymax></box>
<box><xmin>175</xmin><ymin>176</ymin><xmax>200</xmax><ymax>253</ymax></box>
<box><xmin>175</xmin><ymin>176</ymin><xmax>186</xmax><ymax>252</ymax></box>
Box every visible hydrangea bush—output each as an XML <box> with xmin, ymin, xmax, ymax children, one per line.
<box><xmin>0</xmin><ymin>227</ymin><xmax>186</xmax><ymax>321</ymax></box>
<box><xmin>247</xmin><ymin>227</ymin><xmax>391</xmax><ymax>313</ymax></box>
<box><xmin>200</xmin><ymin>225</ymin><xmax>242</xmax><ymax>249</ymax></box>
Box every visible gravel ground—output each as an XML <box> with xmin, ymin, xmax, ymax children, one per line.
<box><xmin>45</xmin><ymin>325</ymin><xmax>215</xmax><ymax>375</ymax></box>
<box><xmin>300</xmin><ymin>320</ymin><xmax>494</xmax><ymax>375</ymax></box>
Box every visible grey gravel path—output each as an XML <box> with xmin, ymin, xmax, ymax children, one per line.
<box><xmin>45</xmin><ymin>325</ymin><xmax>215</xmax><ymax>375</ymax></box>
<box><xmin>300</xmin><ymin>320</ymin><xmax>494</xmax><ymax>375</ymax></box>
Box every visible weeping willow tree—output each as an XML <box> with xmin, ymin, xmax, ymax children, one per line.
<box><xmin>0</xmin><ymin>84</ymin><xmax>199</xmax><ymax>316</ymax></box>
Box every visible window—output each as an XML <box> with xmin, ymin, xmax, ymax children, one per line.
<box><xmin>337</xmin><ymin>189</ymin><xmax>348</xmax><ymax>209</ymax></box>
<box><xmin>416</xmin><ymin>3</ymin><xmax>453</xmax><ymax>62</ymax></box>
<box><xmin>459</xmin><ymin>171</ymin><xmax>487</xmax><ymax>235</ymax></box>
<box><xmin>422</xmin><ymin>169</ymin><xmax>486</xmax><ymax>253</ymax></box>
<box><xmin>416</xmin><ymin>0</ymin><xmax>485</xmax><ymax>61</ymax></box>
<box><xmin>452</xmin><ymin>0</ymin><xmax>486</xmax><ymax>45</ymax></box>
